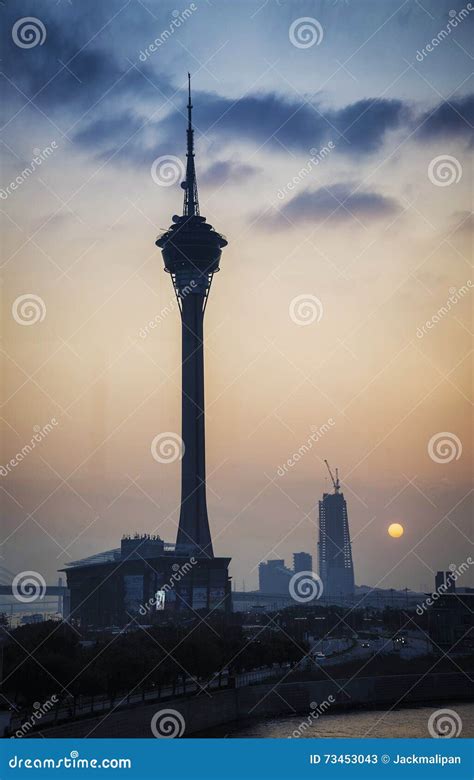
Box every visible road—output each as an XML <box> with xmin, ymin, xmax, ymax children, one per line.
<box><xmin>308</xmin><ymin>630</ymin><xmax>431</xmax><ymax>667</ymax></box>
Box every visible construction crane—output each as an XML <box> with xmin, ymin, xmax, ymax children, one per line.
<box><xmin>324</xmin><ymin>459</ymin><xmax>340</xmax><ymax>493</ymax></box>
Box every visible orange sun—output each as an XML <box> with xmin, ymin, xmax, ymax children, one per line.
<box><xmin>388</xmin><ymin>523</ymin><xmax>404</xmax><ymax>538</ymax></box>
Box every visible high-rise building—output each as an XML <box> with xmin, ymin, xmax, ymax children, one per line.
<box><xmin>318</xmin><ymin>461</ymin><xmax>354</xmax><ymax>601</ymax></box>
<box><xmin>259</xmin><ymin>560</ymin><xmax>293</xmax><ymax>594</ymax></box>
<box><xmin>293</xmin><ymin>552</ymin><xmax>312</xmax><ymax>573</ymax></box>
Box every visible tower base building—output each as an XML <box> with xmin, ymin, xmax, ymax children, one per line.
<box><xmin>62</xmin><ymin>535</ymin><xmax>231</xmax><ymax>629</ymax></box>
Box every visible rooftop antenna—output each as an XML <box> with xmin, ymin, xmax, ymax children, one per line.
<box><xmin>324</xmin><ymin>459</ymin><xmax>340</xmax><ymax>494</ymax></box>
<box><xmin>182</xmin><ymin>72</ymin><xmax>200</xmax><ymax>217</ymax></box>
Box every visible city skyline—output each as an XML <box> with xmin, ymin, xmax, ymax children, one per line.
<box><xmin>1</xmin><ymin>0</ymin><xmax>472</xmax><ymax>595</ymax></box>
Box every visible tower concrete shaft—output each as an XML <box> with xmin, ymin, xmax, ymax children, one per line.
<box><xmin>178</xmin><ymin>290</ymin><xmax>212</xmax><ymax>556</ymax></box>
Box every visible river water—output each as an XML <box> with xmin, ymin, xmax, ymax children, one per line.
<box><xmin>198</xmin><ymin>703</ymin><xmax>473</xmax><ymax>738</ymax></box>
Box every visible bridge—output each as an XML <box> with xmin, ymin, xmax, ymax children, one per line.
<box><xmin>0</xmin><ymin>566</ymin><xmax>70</xmax><ymax>618</ymax></box>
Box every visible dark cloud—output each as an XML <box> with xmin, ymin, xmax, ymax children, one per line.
<box><xmin>70</xmin><ymin>91</ymin><xmax>407</xmax><ymax>169</ymax></box>
<box><xmin>73</xmin><ymin>114</ymin><xmax>144</xmax><ymax>150</ymax></box>
<box><xmin>1</xmin><ymin>0</ymin><xmax>173</xmax><ymax>117</ymax></box>
<box><xmin>157</xmin><ymin>92</ymin><xmax>405</xmax><ymax>157</ymax></box>
<box><xmin>200</xmin><ymin>159</ymin><xmax>261</xmax><ymax>187</ymax></box>
<box><xmin>71</xmin><ymin>110</ymin><xmax>180</xmax><ymax>168</ymax></box>
<box><xmin>71</xmin><ymin>86</ymin><xmax>473</xmax><ymax>171</ymax></box>
<box><xmin>262</xmin><ymin>182</ymin><xmax>400</xmax><ymax>228</ymax></box>
<box><xmin>416</xmin><ymin>94</ymin><xmax>474</xmax><ymax>144</ymax></box>
<box><xmin>330</xmin><ymin>99</ymin><xmax>407</xmax><ymax>153</ymax></box>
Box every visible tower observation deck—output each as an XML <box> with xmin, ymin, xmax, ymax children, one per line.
<box><xmin>156</xmin><ymin>75</ymin><xmax>228</xmax><ymax>560</ymax></box>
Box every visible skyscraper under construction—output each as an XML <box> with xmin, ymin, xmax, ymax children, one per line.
<box><xmin>318</xmin><ymin>461</ymin><xmax>355</xmax><ymax>601</ymax></box>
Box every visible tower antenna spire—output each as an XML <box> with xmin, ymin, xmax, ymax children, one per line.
<box><xmin>187</xmin><ymin>71</ymin><xmax>192</xmax><ymax>126</ymax></box>
<box><xmin>183</xmin><ymin>72</ymin><xmax>199</xmax><ymax>217</ymax></box>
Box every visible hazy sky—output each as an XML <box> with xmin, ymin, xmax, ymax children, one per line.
<box><xmin>1</xmin><ymin>0</ymin><xmax>472</xmax><ymax>593</ymax></box>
